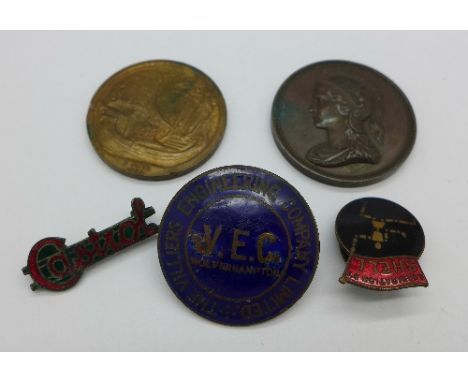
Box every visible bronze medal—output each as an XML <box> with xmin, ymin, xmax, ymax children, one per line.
<box><xmin>272</xmin><ymin>60</ymin><xmax>416</xmax><ymax>187</ymax></box>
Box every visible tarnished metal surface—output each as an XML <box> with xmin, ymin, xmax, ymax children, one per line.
<box><xmin>272</xmin><ymin>60</ymin><xmax>416</xmax><ymax>186</ymax></box>
<box><xmin>87</xmin><ymin>60</ymin><xmax>227</xmax><ymax>179</ymax></box>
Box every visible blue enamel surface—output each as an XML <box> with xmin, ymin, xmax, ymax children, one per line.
<box><xmin>158</xmin><ymin>166</ymin><xmax>319</xmax><ymax>325</ymax></box>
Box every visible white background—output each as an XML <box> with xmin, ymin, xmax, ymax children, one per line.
<box><xmin>1</xmin><ymin>31</ymin><xmax>467</xmax><ymax>351</ymax></box>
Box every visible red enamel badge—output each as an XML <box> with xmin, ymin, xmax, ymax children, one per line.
<box><xmin>22</xmin><ymin>198</ymin><xmax>158</xmax><ymax>291</ymax></box>
<box><xmin>335</xmin><ymin>197</ymin><xmax>428</xmax><ymax>291</ymax></box>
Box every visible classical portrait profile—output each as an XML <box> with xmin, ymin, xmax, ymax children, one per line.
<box><xmin>306</xmin><ymin>76</ymin><xmax>385</xmax><ymax>167</ymax></box>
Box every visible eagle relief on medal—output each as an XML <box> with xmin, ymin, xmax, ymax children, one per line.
<box><xmin>87</xmin><ymin>60</ymin><xmax>227</xmax><ymax>180</ymax></box>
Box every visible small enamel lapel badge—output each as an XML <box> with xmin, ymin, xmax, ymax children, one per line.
<box><xmin>22</xmin><ymin>198</ymin><xmax>158</xmax><ymax>291</ymax></box>
<box><xmin>336</xmin><ymin>197</ymin><xmax>428</xmax><ymax>291</ymax></box>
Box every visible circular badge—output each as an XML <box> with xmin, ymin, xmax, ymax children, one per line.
<box><xmin>272</xmin><ymin>60</ymin><xmax>416</xmax><ymax>187</ymax></box>
<box><xmin>87</xmin><ymin>60</ymin><xmax>227</xmax><ymax>180</ymax></box>
<box><xmin>157</xmin><ymin>166</ymin><xmax>319</xmax><ymax>325</ymax></box>
<box><xmin>335</xmin><ymin>197</ymin><xmax>427</xmax><ymax>290</ymax></box>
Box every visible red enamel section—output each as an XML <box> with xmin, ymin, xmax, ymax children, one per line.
<box><xmin>27</xmin><ymin>238</ymin><xmax>81</xmax><ymax>291</ymax></box>
<box><xmin>25</xmin><ymin>198</ymin><xmax>158</xmax><ymax>291</ymax></box>
<box><xmin>341</xmin><ymin>254</ymin><xmax>428</xmax><ymax>290</ymax></box>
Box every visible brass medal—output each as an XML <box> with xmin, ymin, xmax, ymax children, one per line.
<box><xmin>87</xmin><ymin>60</ymin><xmax>227</xmax><ymax>179</ymax></box>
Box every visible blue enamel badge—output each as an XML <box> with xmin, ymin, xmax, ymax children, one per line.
<box><xmin>158</xmin><ymin>166</ymin><xmax>319</xmax><ymax>325</ymax></box>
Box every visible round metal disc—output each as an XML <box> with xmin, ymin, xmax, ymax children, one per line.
<box><xmin>87</xmin><ymin>60</ymin><xmax>227</xmax><ymax>180</ymax></box>
<box><xmin>272</xmin><ymin>60</ymin><xmax>416</xmax><ymax>187</ymax></box>
<box><xmin>334</xmin><ymin>197</ymin><xmax>427</xmax><ymax>291</ymax></box>
<box><xmin>157</xmin><ymin>165</ymin><xmax>319</xmax><ymax>325</ymax></box>
<box><xmin>335</xmin><ymin>197</ymin><xmax>425</xmax><ymax>260</ymax></box>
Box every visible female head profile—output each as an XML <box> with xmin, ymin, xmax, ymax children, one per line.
<box><xmin>306</xmin><ymin>76</ymin><xmax>384</xmax><ymax>167</ymax></box>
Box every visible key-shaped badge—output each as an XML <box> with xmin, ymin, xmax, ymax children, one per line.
<box><xmin>22</xmin><ymin>198</ymin><xmax>158</xmax><ymax>291</ymax></box>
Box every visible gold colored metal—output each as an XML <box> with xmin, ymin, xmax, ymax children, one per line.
<box><xmin>87</xmin><ymin>60</ymin><xmax>227</xmax><ymax>179</ymax></box>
